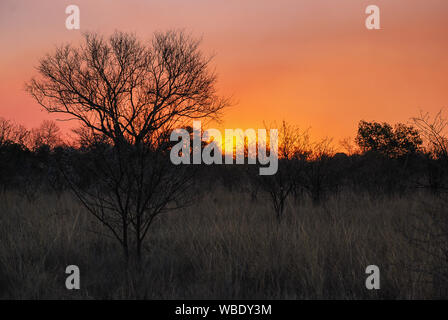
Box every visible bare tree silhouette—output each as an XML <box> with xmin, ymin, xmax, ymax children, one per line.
<box><xmin>255</xmin><ymin>121</ymin><xmax>310</xmax><ymax>221</ymax></box>
<box><xmin>29</xmin><ymin>120</ymin><xmax>62</xmax><ymax>151</ymax></box>
<box><xmin>413</xmin><ymin>111</ymin><xmax>448</xmax><ymax>161</ymax></box>
<box><xmin>300</xmin><ymin>137</ymin><xmax>335</xmax><ymax>205</ymax></box>
<box><xmin>412</xmin><ymin>110</ymin><xmax>448</xmax><ymax>192</ymax></box>
<box><xmin>0</xmin><ymin>117</ymin><xmax>29</xmax><ymax>147</ymax></box>
<box><xmin>26</xmin><ymin>30</ymin><xmax>228</xmax><ymax>262</ymax></box>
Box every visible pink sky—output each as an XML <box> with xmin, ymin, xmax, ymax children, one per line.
<box><xmin>1</xmin><ymin>0</ymin><xmax>447</xmax><ymax>143</ymax></box>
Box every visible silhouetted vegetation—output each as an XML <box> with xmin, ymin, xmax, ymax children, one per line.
<box><xmin>2</xmin><ymin>112</ymin><xmax>448</xmax><ymax>298</ymax></box>
<box><xmin>2</xmin><ymin>115</ymin><xmax>447</xmax><ymax>214</ymax></box>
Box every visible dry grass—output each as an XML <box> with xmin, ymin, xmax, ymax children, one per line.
<box><xmin>0</xmin><ymin>187</ymin><xmax>444</xmax><ymax>299</ymax></box>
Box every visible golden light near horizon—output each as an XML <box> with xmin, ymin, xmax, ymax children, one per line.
<box><xmin>170</xmin><ymin>121</ymin><xmax>279</xmax><ymax>174</ymax></box>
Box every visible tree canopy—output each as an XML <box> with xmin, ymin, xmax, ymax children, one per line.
<box><xmin>355</xmin><ymin>120</ymin><xmax>422</xmax><ymax>157</ymax></box>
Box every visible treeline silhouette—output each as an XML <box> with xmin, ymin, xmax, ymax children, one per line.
<box><xmin>1</xmin><ymin>115</ymin><xmax>447</xmax><ymax>207</ymax></box>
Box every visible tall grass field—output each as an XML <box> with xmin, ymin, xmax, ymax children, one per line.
<box><xmin>1</xmin><ymin>187</ymin><xmax>445</xmax><ymax>299</ymax></box>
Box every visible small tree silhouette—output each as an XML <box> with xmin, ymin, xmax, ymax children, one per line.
<box><xmin>29</xmin><ymin>120</ymin><xmax>62</xmax><ymax>151</ymax></box>
<box><xmin>255</xmin><ymin>121</ymin><xmax>310</xmax><ymax>221</ymax></box>
<box><xmin>0</xmin><ymin>117</ymin><xmax>29</xmax><ymax>147</ymax></box>
<box><xmin>300</xmin><ymin>137</ymin><xmax>334</xmax><ymax>206</ymax></box>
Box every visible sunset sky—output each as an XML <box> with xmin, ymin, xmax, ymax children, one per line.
<box><xmin>1</xmin><ymin>0</ymin><xmax>447</xmax><ymax>145</ymax></box>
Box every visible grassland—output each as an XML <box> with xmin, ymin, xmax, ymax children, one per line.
<box><xmin>0</xmin><ymin>187</ymin><xmax>445</xmax><ymax>299</ymax></box>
